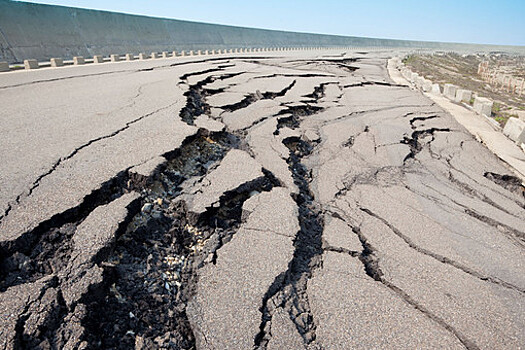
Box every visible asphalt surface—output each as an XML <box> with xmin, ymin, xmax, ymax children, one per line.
<box><xmin>0</xmin><ymin>50</ymin><xmax>524</xmax><ymax>349</ymax></box>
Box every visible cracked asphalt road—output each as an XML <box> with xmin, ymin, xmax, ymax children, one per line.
<box><xmin>1</xmin><ymin>50</ymin><xmax>524</xmax><ymax>349</ymax></box>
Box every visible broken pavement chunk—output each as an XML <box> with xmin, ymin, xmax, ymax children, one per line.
<box><xmin>183</xmin><ymin>149</ymin><xmax>263</xmax><ymax>215</ymax></box>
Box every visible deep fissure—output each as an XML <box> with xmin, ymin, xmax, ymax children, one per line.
<box><xmin>254</xmin><ymin>136</ymin><xmax>324</xmax><ymax>348</ymax></box>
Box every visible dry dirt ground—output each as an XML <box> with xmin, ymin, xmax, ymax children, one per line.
<box><xmin>0</xmin><ymin>50</ymin><xmax>524</xmax><ymax>349</ymax></box>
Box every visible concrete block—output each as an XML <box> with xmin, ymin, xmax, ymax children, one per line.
<box><xmin>422</xmin><ymin>79</ymin><xmax>432</xmax><ymax>92</ymax></box>
<box><xmin>125</xmin><ymin>53</ymin><xmax>134</xmax><ymax>61</ymax></box>
<box><xmin>443</xmin><ymin>84</ymin><xmax>458</xmax><ymax>100</ymax></box>
<box><xmin>431</xmin><ymin>84</ymin><xmax>441</xmax><ymax>94</ymax></box>
<box><xmin>189</xmin><ymin>50</ymin><xmax>194</xmax><ymax>56</ymax></box>
<box><xmin>0</xmin><ymin>61</ymin><xmax>9</xmax><ymax>72</ymax></box>
<box><xmin>93</xmin><ymin>55</ymin><xmax>104</xmax><ymax>63</ymax></box>
<box><xmin>204</xmin><ymin>50</ymin><xmax>209</xmax><ymax>55</ymax></box>
<box><xmin>180</xmin><ymin>51</ymin><xmax>186</xmax><ymax>56</ymax></box>
<box><xmin>172</xmin><ymin>51</ymin><xmax>177</xmax><ymax>57</ymax></box>
<box><xmin>50</xmin><ymin>58</ymin><xmax>63</xmax><ymax>67</ymax></box>
<box><xmin>162</xmin><ymin>51</ymin><xmax>168</xmax><ymax>58</ymax></box>
<box><xmin>151</xmin><ymin>52</ymin><xmax>158</xmax><ymax>59</ymax></box>
<box><xmin>518</xmin><ymin>128</ymin><xmax>525</xmax><ymax>146</ymax></box>
<box><xmin>416</xmin><ymin>76</ymin><xmax>425</xmax><ymax>88</ymax></box>
<box><xmin>24</xmin><ymin>59</ymin><xmax>38</xmax><ymax>70</ymax></box>
<box><xmin>454</xmin><ymin>89</ymin><xmax>472</xmax><ymax>103</ymax></box>
<box><xmin>139</xmin><ymin>53</ymin><xmax>148</xmax><ymax>60</ymax></box>
<box><xmin>111</xmin><ymin>54</ymin><xmax>120</xmax><ymax>62</ymax></box>
<box><xmin>503</xmin><ymin>117</ymin><xmax>525</xmax><ymax>142</ymax></box>
<box><xmin>73</xmin><ymin>56</ymin><xmax>85</xmax><ymax>65</ymax></box>
<box><xmin>410</xmin><ymin>72</ymin><xmax>419</xmax><ymax>81</ymax></box>
<box><xmin>473</xmin><ymin>97</ymin><xmax>493</xmax><ymax>117</ymax></box>
<box><xmin>196</xmin><ymin>50</ymin><xmax>201</xmax><ymax>55</ymax></box>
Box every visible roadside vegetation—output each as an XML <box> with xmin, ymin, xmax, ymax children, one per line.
<box><xmin>403</xmin><ymin>53</ymin><xmax>525</xmax><ymax>127</ymax></box>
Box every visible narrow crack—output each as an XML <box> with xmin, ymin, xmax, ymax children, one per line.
<box><xmin>360</xmin><ymin>207</ymin><xmax>524</xmax><ymax>294</ymax></box>
<box><xmin>343</xmin><ymin>81</ymin><xmax>407</xmax><ymax>88</ymax></box>
<box><xmin>464</xmin><ymin>209</ymin><xmax>525</xmax><ymax>241</ymax></box>
<box><xmin>348</xmin><ymin>222</ymin><xmax>480</xmax><ymax>350</ymax></box>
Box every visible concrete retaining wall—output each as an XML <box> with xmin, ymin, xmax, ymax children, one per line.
<box><xmin>2</xmin><ymin>1</ymin><xmax>525</xmax><ymax>63</ymax></box>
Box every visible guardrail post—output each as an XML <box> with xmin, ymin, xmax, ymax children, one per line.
<box><xmin>73</xmin><ymin>56</ymin><xmax>85</xmax><ymax>65</ymax></box>
<box><xmin>50</xmin><ymin>58</ymin><xmax>64</xmax><ymax>67</ymax></box>
<box><xmin>24</xmin><ymin>59</ymin><xmax>39</xmax><ymax>69</ymax></box>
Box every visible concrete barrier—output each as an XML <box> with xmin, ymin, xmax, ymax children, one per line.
<box><xmin>24</xmin><ymin>59</ymin><xmax>39</xmax><ymax>69</ymax></box>
<box><xmin>454</xmin><ymin>89</ymin><xmax>472</xmax><ymax>103</ymax></box>
<box><xmin>503</xmin><ymin>117</ymin><xmax>525</xmax><ymax>142</ymax></box>
<box><xmin>410</xmin><ymin>72</ymin><xmax>419</xmax><ymax>82</ymax></box>
<box><xmin>180</xmin><ymin>51</ymin><xmax>186</xmax><ymax>56</ymax></box>
<box><xmin>73</xmin><ymin>56</ymin><xmax>85</xmax><ymax>65</ymax></box>
<box><xmin>2</xmin><ymin>1</ymin><xmax>524</xmax><ymax>64</ymax></box>
<box><xmin>196</xmin><ymin>50</ymin><xmax>201</xmax><ymax>55</ymax></box>
<box><xmin>110</xmin><ymin>54</ymin><xmax>120</xmax><ymax>62</ymax></box>
<box><xmin>0</xmin><ymin>61</ymin><xmax>9</xmax><ymax>72</ymax></box>
<box><xmin>93</xmin><ymin>55</ymin><xmax>104</xmax><ymax>63</ymax></box>
<box><xmin>50</xmin><ymin>58</ymin><xmax>63</xmax><ymax>67</ymax></box>
<box><xmin>125</xmin><ymin>53</ymin><xmax>134</xmax><ymax>61</ymax></box>
<box><xmin>139</xmin><ymin>53</ymin><xmax>148</xmax><ymax>60</ymax></box>
<box><xmin>473</xmin><ymin>96</ymin><xmax>493</xmax><ymax>117</ymax></box>
<box><xmin>443</xmin><ymin>84</ymin><xmax>458</xmax><ymax>100</ymax></box>
<box><xmin>161</xmin><ymin>51</ymin><xmax>168</xmax><ymax>58</ymax></box>
<box><xmin>431</xmin><ymin>84</ymin><xmax>441</xmax><ymax>94</ymax></box>
<box><xmin>172</xmin><ymin>51</ymin><xmax>177</xmax><ymax>57</ymax></box>
<box><xmin>151</xmin><ymin>52</ymin><xmax>158</xmax><ymax>59</ymax></box>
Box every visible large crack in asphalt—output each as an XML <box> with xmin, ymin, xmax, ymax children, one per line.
<box><xmin>401</xmin><ymin>127</ymin><xmax>451</xmax><ymax>162</ymax></box>
<box><xmin>254</xmin><ymin>136</ymin><xmax>324</xmax><ymax>349</ymax></box>
<box><xmin>80</xmin><ymin>133</ymin><xmax>280</xmax><ymax>349</ymax></box>
<box><xmin>179</xmin><ymin>69</ymin><xmax>245</xmax><ymax>125</ymax></box>
<box><xmin>484</xmin><ymin>172</ymin><xmax>525</xmax><ymax>200</ymax></box>
<box><xmin>0</xmin><ymin>170</ymin><xmax>134</xmax><ymax>291</ymax></box>
<box><xmin>0</xmin><ymin>101</ymin><xmax>178</xmax><ymax>228</ymax></box>
<box><xmin>219</xmin><ymin>80</ymin><xmax>297</xmax><ymax>113</ymax></box>
<box><xmin>76</xmin><ymin>68</ymin><xmax>290</xmax><ymax>348</ymax></box>
<box><xmin>0</xmin><ymin>65</ymin><xmax>288</xmax><ymax>348</ymax></box>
